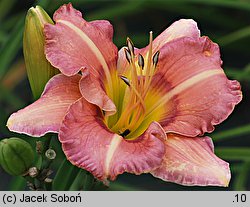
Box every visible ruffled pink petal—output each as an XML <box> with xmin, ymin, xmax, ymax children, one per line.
<box><xmin>137</xmin><ymin>19</ymin><xmax>200</xmax><ymax>56</ymax></box>
<box><xmin>79</xmin><ymin>69</ymin><xmax>116</xmax><ymax>115</ymax></box>
<box><xmin>151</xmin><ymin>19</ymin><xmax>200</xmax><ymax>53</ymax></box>
<box><xmin>151</xmin><ymin>134</ymin><xmax>231</xmax><ymax>187</ymax></box>
<box><xmin>118</xmin><ymin>19</ymin><xmax>200</xmax><ymax>75</ymax></box>
<box><xmin>59</xmin><ymin>97</ymin><xmax>166</xmax><ymax>182</ymax></box>
<box><xmin>7</xmin><ymin>74</ymin><xmax>81</xmax><ymax>137</ymax></box>
<box><xmin>153</xmin><ymin>36</ymin><xmax>242</xmax><ymax>136</ymax></box>
<box><xmin>44</xmin><ymin>3</ymin><xmax>118</xmax><ymax>76</ymax></box>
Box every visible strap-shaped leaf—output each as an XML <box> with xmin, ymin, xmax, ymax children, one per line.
<box><xmin>52</xmin><ymin>158</ymin><xmax>80</xmax><ymax>190</ymax></box>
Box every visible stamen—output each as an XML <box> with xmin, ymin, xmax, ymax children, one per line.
<box><xmin>119</xmin><ymin>129</ymin><xmax>131</xmax><ymax>137</ymax></box>
<box><xmin>142</xmin><ymin>50</ymin><xmax>159</xmax><ymax>98</ymax></box>
<box><xmin>120</xmin><ymin>77</ymin><xmax>145</xmax><ymax>110</ymax></box>
<box><xmin>120</xmin><ymin>75</ymin><xmax>130</xmax><ymax>87</ymax></box>
<box><xmin>113</xmin><ymin>74</ymin><xmax>146</xmax><ymax>133</ymax></box>
<box><xmin>124</xmin><ymin>48</ymin><xmax>132</xmax><ymax>63</ymax></box>
<box><xmin>152</xmin><ymin>51</ymin><xmax>160</xmax><ymax>67</ymax></box>
<box><xmin>138</xmin><ymin>54</ymin><xmax>144</xmax><ymax>69</ymax></box>
<box><xmin>124</xmin><ymin>41</ymin><xmax>139</xmax><ymax>89</ymax></box>
<box><xmin>113</xmin><ymin>35</ymin><xmax>159</xmax><ymax>138</ymax></box>
<box><xmin>127</xmin><ymin>37</ymin><xmax>135</xmax><ymax>56</ymax></box>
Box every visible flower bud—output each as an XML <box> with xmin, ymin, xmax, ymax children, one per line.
<box><xmin>0</xmin><ymin>138</ymin><xmax>35</xmax><ymax>176</ymax></box>
<box><xmin>23</xmin><ymin>6</ymin><xmax>58</xmax><ymax>100</ymax></box>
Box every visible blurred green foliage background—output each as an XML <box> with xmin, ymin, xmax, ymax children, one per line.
<box><xmin>0</xmin><ymin>0</ymin><xmax>250</xmax><ymax>190</ymax></box>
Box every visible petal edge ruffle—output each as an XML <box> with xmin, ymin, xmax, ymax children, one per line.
<box><xmin>152</xmin><ymin>36</ymin><xmax>242</xmax><ymax>136</ymax></box>
<box><xmin>44</xmin><ymin>3</ymin><xmax>118</xmax><ymax>76</ymax></box>
<box><xmin>151</xmin><ymin>134</ymin><xmax>231</xmax><ymax>187</ymax></box>
<box><xmin>59</xmin><ymin>98</ymin><xmax>166</xmax><ymax>182</ymax></box>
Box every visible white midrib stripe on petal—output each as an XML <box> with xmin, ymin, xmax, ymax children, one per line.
<box><xmin>146</xmin><ymin>69</ymin><xmax>224</xmax><ymax>118</ymax></box>
<box><xmin>105</xmin><ymin>134</ymin><xmax>123</xmax><ymax>178</ymax></box>
<box><xmin>57</xmin><ymin>20</ymin><xmax>113</xmax><ymax>87</ymax></box>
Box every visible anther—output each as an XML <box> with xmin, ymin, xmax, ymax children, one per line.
<box><xmin>120</xmin><ymin>75</ymin><xmax>131</xmax><ymax>86</ymax></box>
<box><xmin>127</xmin><ymin>37</ymin><xmax>134</xmax><ymax>56</ymax></box>
<box><xmin>138</xmin><ymin>54</ymin><xmax>144</xmax><ymax>69</ymax></box>
<box><xmin>152</xmin><ymin>51</ymin><xmax>160</xmax><ymax>66</ymax></box>
<box><xmin>124</xmin><ymin>48</ymin><xmax>132</xmax><ymax>63</ymax></box>
<box><xmin>119</xmin><ymin>129</ymin><xmax>131</xmax><ymax>137</ymax></box>
<box><xmin>102</xmin><ymin>110</ymin><xmax>106</xmax><ymax>116</ymax></box>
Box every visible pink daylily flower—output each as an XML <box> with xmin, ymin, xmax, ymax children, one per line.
<box><xmin>7</xmin><ymin>4</ymin><xmax>242</xmax><ymax>186</ymax></box>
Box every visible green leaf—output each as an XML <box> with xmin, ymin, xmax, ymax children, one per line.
<box><xmin>225</xmin><ymin>64</ymin><xmax>250</xmax><ymax>81</ymax></box>
<box><xmin>0</xmin><ymin>84</ymin><xmax>25</xmax><ymax>108</ymax></box>
<box><xmin>109</xmin><ymin>181</ymin><xmax>142</xmax><ymax>191</ymax></box>
<box><xmin>215</xmin><ymin>147</ymin><xmax>250</xmax><ymax>161</ymax></box>
<box><xmin>0</xmin><ymin>0</ymin><xmax>17</xmax><ymax>21</ymax></box>
<box><xmin>52</xmin><ymin>158</ymin><xmax>80</xmax><ymax>190</ymax></box>
<box><xmin>69</xmin><ymin>168</ymin><xmax>107</xmax><ymax>191</ymax></box>
<box><xmin>218</xmin><ymin>26</ymin><xmax>250</xmax><ymax>46</ymax></box>
<box><xmin>82</xmin><ymin>172</ymin><xmax>95</xmax><ymax>191</ymax></box>
<box><xmin>35</xmin><ymin>0</ymin><xmax>51</xmax><ymax>8</ymax></box>
<box><xmin>87</xmin><ymin>1</ymin><xmax>144</xmax><ymax>20</ymax></box>
<box><xmin>155</xmin><ymin>0</ymin><xmax>250</xmax><ymax>11</ymax></box>
<box><xmin>1</xmin><ymin>12</ymin><xmax>24</xmax><ymax>32</ymax></box>
<box><xmin>0</xmin><ymin>17</ymin><xmax>24</xmax><ymax>79</ymax></box>
<box><xmin>0</xmin><ymin>30</ymin><xmax>6</xmax><ymax>43</ymax></box>
<box><xmin>8</xmin><ymin>176</ymin><xmax>26</xmax><ymax>190</ymax></box>
<box><xmin>212</xmin><ymin>124</ymin><xmax>250</xmax><ymax>142</ymax></box>
<box><xmin>233</xmin><ymin>161</ymin><xmax>250</xmax><ymax>191</ymax></box>
<box><xmin>68</xmin><ymin>169</ymin><xmax>86</xmax><ymax>191</ymax></box>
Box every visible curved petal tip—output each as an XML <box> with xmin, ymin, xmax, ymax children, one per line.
<box><xmin>7</xmin><ymin>74</ymin><xmax>81</xmax><ymax>137</ymax></box>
